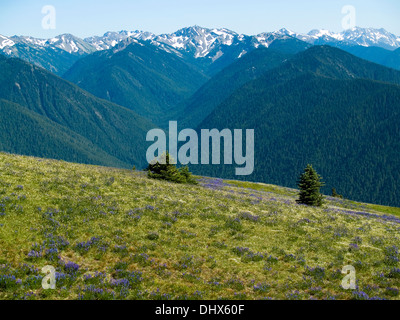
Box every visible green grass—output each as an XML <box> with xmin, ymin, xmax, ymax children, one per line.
<box><xmin>225</xmin><ymin>180</ymin><xmax>400</xmax><ymax>218</ymax></box>
<box><xmin>364</xmin><ymin>203</ymin><xmax>400</xmax><ymax>218</ymax></box>
<box><xmin>0</xmin><ymin>152</ymin><xmax>399</xmax><ymax>300</ymax></box>
<box><xmin>224</xmin><ymin>180</ymin><xmax>297</xmax><ymax>197</ymax></box>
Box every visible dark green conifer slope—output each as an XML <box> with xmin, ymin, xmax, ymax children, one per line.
<box><xmin>0</xmin><ymin>55</ymin><xmax>155</xmax><ymax>169</ymax></box>
<box><xmin>195</xmin><ymin>46</ymin><xmax>400</xmax><ymax>206</ymax></box>
<box><xmin>64</xmin><ymin>41</ymin><xmax>209</xmax><ymax>124</ymax></box>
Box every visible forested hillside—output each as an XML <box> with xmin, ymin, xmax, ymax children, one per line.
<box><xmin>64</xmin><ymin>40</ymin><xmax>209</xmax><ymax>124</ymax></box>
<box><xmin>177</xmin><ymin>47</ymin><xmax>293</xmax><ymax>128</ymax></box>
<box><xmin>194</xmin><ymin>46</ymin><xmax>400</xmax><ymax>206</ymax></box>
<box><xmin>0</xmin><ymin>55</ymin><xmax>154</xmax><ymax>169</ymax></box>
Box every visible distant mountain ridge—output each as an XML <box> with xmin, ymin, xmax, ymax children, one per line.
<box><xmin>303</xmin><ymin>27</ymin><xmax>400</xmax><ymax>50</ymax></box>
<box><xmin>2</xmin><ymin>27</ymin><xmax>400</xmax><ymax>207</ymax></box>
<box><xmin>0</xmin><ymin>33</ymin><xmax>97</xmax><ymax>75</ymax></box>
<box><xmin>1</xmin><ymin>26</ymin><xmax>400</xmax><ymax>75</ymax></box>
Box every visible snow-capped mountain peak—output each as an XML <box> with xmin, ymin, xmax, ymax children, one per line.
<box><xmin>153</xmin><ymin>26</ymin><xmax>241</xmax><ymax>58</ymax></box>
<box><xmin>340</xmin><ymin>27</ymin><xmax>400</xmax><ymax>49</ymax></box>
<box><xmin>0</xmin><ymin>35</ymin><xmax>15</xmax><ymax>50</ymax></box>
<box><xmin>277</xmin><ymin>28</ymin><xmax>296</xmax><ymax>36</ymax></box>
<box><xmin>1</xmin><ymin>33</ymin><xmax>95</xmax><ymax>55</ymax></box>
<box><xmin>303</xmin><ymin>27</ymin><xmax>400</xmax><ymax>49</ymax></box>
<box><xmin>1</xmin><ymin>26</ymin><xmax>399</xmax><ymax>66</ymax></box>
<box><xmin>255</xmin><ymin>28</ymin><xmax>297</xmax><ymax>48</ymax></box>
<box><xmin>84</xmin><ymin>30</ymin><xmax>155</xmax><ymax>51</ymax></box>
<box><xmin>45</xmin><ymin>34</ymin><xmax>95</xmax><ymax>54</ymax></box>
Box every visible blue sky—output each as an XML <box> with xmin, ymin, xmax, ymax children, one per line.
<box><xmin>0</xmin><ymin>0</ymin><xmax>399</xmax><ymax>38</ymax></box>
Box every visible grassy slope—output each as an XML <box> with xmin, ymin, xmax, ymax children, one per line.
<box><xmin>0</xmin><ymin>152</ymin><xmax>399</xmax><ymax>300</ymax></box>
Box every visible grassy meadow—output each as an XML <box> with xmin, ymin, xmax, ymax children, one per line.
<box><xmin>0</xmin><ymin>152</ymin><xmax>399</xmax><ymax>300</ymax></box>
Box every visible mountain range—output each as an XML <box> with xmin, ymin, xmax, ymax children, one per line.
<box><xmin>2</xmin><ymin>26</ymin><xmax>400</xmax><ymax>76</ymax></box>
<box><xmin>1</xmin><ymin>26</ymin><xmax>400</xmax><ymax>206</ymax></box>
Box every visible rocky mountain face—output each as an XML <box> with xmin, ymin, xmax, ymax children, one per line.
<box><xmin>2</xmin><ymin>26</ymin><xmax>399</xmax><ymax>76</ymax></box>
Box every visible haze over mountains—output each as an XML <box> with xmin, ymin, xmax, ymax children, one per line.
<box><xmin>0</xmin><ymin>26</ymin><xmax>400</xmax><ymax>206</ymax></box>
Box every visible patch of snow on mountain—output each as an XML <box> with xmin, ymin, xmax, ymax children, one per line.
<box><xmin>2</xmin><ymin>26</ymin><xmax>400</xmax><ymax>62</ymax></box>
<box><xmin>238</xmin><ymin>50</ymin><xmax>247</xmax><ymax>58</ymax></box>
<box><xmin>0</xmin><ymin>35</ymin><xmax>15</xmax><ymax>49</ymax></box>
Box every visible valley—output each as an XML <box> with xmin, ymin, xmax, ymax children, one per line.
<box><xmin>1</xmin><ymin>0</ymin><xmax>400</xmax><ymax>304</ymax></box>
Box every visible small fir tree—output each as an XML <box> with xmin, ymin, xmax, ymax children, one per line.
<box><xmin>147</xmin><ymin>152</ymin><xmax>197</xmax><ymax>185</ymax></box>
<box><xmin>297</xmin><ymin>164</ymin><xmax>325</xmax><ymax>206</ymax></box>
<box><xmin>332</xmin><ymin>188</ymin><xmax>343</xmax><ymax>199</ymax></box>
<box><xmin>178</xmin><ymin>166</ymin><xmax>198</xmax><ymax>185</ymax></box>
